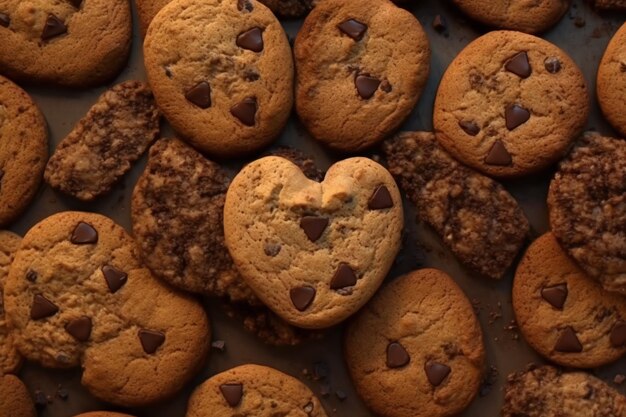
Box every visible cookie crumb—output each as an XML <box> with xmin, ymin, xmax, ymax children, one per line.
<box><xmin>211</xmin><ymin>340</ymin><xmax>226</xmax><ymax>351</ymax></box>
<box><xmin>614</xmin><ymin>374</ymin><xmax>626</xmax><ymax>384</ymax></box>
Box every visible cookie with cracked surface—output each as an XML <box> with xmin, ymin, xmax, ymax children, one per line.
<box><xmin>0</xmin><ymin>0</ymin><xmax>131</xmax><ymax>87</ymax></box>
<box><xmin>224</xmin><ymin>156</ymin><xmax>403</xmax><ymax>329</ymax></box>
<box><xmin>597</xmin><ymin>22</ymin><xmax>626</xmax><ymax>136</ymax></box>
<box><xmin>0</xmin><ymin>375</ymin><xmax>35</xmax><ymax>417</ymax></box>
<box><xmin>433</xmin><ymin>30</ymin><xmax>588</xmax><ymax>178</ymax></box>
<box><xmin>3</xmin><ymin>211</ymin><xmax>210</xmax><ymax>407</ymax></box>
<box><xmin>514</xmin><ymin>233</ymin><xmax>626</xmax><ymax>368</ymax></box>
<box><xmin>45</xmin><ymin>81</ymin><xmax>160</xmax><ymax>201</ymax></box>
<box><xmin>548</xmin><ymin>134</ymin><xmax>626</xmax><ymax>294</ymax></box>
<box><xmin>144</xmin><ymin>0</ymin><xmax>293</xmax><ymax>158</ymax></box>
<box><xmin>294</xmin><ymin>0</ymin><xmax>430</xmax><ymax>152</ymax></box>
<box><xmin>502</xmin><ymin>365</ymin><xmax>626</xmax><ymax>417</ymax></box>
<box><xmin>0</xmin><ymin>76</ymin><xmax>48</xmax><ymax>226</ymax></box>
<box><xmin>345</xmin><ymin>269</ymin><xmax>485</xmax><ymax>417</ymax></box>
<box><xmin>186</xmin><ymin>364</ymin><xmax>328</xmax><ymax>417</ymax></box>
<box><xmin>383</xmin><ymin>131</ymin><xmax>529</xmax><ymax>279</ymax></box>
<box><xmin>0</xmin><ymin>231</ymin><xmax>21</xmax><ymax>375</ymax></box>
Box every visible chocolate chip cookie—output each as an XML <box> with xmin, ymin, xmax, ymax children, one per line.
<box><xmin>0</xmin><ymin>375</ymin><xmax>35</xmax><ymax>417</ymax></box>
<box><xmin>45</xmin><ymin>81</ymin><xmax>160</xmax><ymax>201</ymax></box>
<box><xmin>434</xmin><ymin>30</ymin><xmax>588</xmax><ymax>178</ymax></box>
<box><xmin>144</xmin><ymin>0</ymin><xmax>293</xmax><ymax>158</ymax></box>
<box><xmin>597</xmin><ymin>22</ymin><xmax>626</xmax><ymax>136</ymax></box>
<box><xmin>3</xmin><ymin>211</ymin><xmax>210</xmax><ymax>407</ymax></box>
<box><xmin>0</xmin><ymin>231</ymin><xmax>21</xmax><ymax>375</ymax></box>
<box><xmin>502</xmin><ymin>365</ymin><xmax>626</xmax><ymax>417</ymax></box>
<box><xmin>383</xmin><ymin>131</ymin><xmax>529</xmax><ymax>279</ymax></box>
<box><xmin>548</xmin><ymin>134</ymin><xmax>626</xmax><ymax>294</ymax></box>
<box><xmin>186</xmin><ymin>364</ymin><xmax>327</xmax><ymax>416</ymax></box>
<box><xmin>0</xmin><ymin>0</ymin><xmax>131</xmax><ymax>87</ymax></box>
<box><xmin>345</xmin><ymin>269</ymin><xmax>485</xmax><ymax>417</ymax></box>
<box><xmin>294</xmin><ymin>0</ymin><xmax>430</xmax><ymax>152</ymax></box>
<box><xmin>0</xmin><ymin>75</ymin><xmax>48</xmax><ymax>226</ymax></box>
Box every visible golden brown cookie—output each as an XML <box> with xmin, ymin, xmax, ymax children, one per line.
<box><xmin>0</xmin><ymin>231</ymin><xmax>21</xmax><ymax>375</ymax></box>
<box><xmin>0</xmin><ymin>375</ymin><xmax>35</xmax><ymax>417</ymax></box>
<box><xmin>597</xmin><ymin>22</ymin><xmax>626</xmax><ymax>136</ymax></box>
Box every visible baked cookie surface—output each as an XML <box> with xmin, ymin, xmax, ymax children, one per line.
<box><xmin>597</xmin><ymin>22</ymin><xmax>626</xmax><ymax>136</ymax></box>
<box><xmin>0</xmin><ymin>374</ymin><xmax>35</xmax><ymax>417</ymax></box>
<box><xmin>433</xmin><ymin>30</ymin><xmax>588</xmax><ymax>178</ymax></box>
<box><xmin>0</xmin><ymin>231</ymin><xmax>21</xmax><ymax>375</ymax></box>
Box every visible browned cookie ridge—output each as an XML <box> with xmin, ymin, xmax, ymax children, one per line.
<box><xmin>597</xmin><ymin>22</ymin><xmax>626</xmax><ymax>136</ymax></box>
<box><xmin>0</xmin><ymin>231</ymin><xmax>22</xmax><ymax>375</ymax></box>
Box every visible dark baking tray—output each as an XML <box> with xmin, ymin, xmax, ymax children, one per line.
<box><xmin>10</xmin><ymin>0</ymin><xmax>626</xmax><ymax>416</ymax></box>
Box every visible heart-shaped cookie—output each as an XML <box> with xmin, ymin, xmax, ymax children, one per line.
<box><xmin>224</xmin><ymin>156</ymin><xmax>403</xmax><ymax>329</ymax></box>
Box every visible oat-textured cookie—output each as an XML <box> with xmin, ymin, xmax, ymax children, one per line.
<box><xmin>0</xmin><ymin>231</ymin><xmax>21</xmax><ymax>375</ymax></box>
<box><xmin>383</xmin><ymin>131</ymin><xmax>529</xmax><ymax>279</ymax></box>
<box><xmin>345</xmin><ymin>269</ymin><xmax>485</xmax><ymax>417</ymax></box>
<box><xmin>144</xmin><ymin>0</ymin><xmax>293</xmax><ymax>158</ymax></box>
<box><xmin>73</xmin><ymin>413</ymin><xmax>135</xmax><ymax>417</ymax></box>
<box><xmin>514</xmin><ymin>233</ymin><xmax>626</xmax><ymax>368</ymax></box>
<box><xmin>452</xmin><ymin>0</ymin><xmax>569</xmax><ymax>33</ymax></box>
<box><xmin>294</xmin><ymin>0</ymin><xmax>430</xmax><ymax>152</ymax></box>
<box><xmin>502</xmin><ymin>365</ymin><xmax>626</xmax><ymax>417</ymax></box>
<box><xmin>0</xmin><ymin>0</ymin><xmax>131</xmax><ymax>87</ymax></box>
<box><xmin>44</xmin><ymin>81</ymin><xmax>160</xmax><ymax>201</ymax></box>
<box><xmin>3</xmin><ymin>211</ymin><xmax>210</xmax><ymax>407</ymax></box>
<box><xmin>224</xmin><ymin>156</ymin><xmax>403</xmax><ymax>329</ymax></box>
<box><xmin>597</xmin><ymin>23</ymin><xmax>626</xmax><ymax>136</ymax></box>
<box><xmin>434</xmin><ymin>30</ymin><xmax>588</xmax><ymax>178</ymax></box>
<box><xmin>186</xmin><ymin>364</ymin><xmax>328</xmax><ymax>417</ymax></box>
<box><xmin>0</xmin><ymin>76</ymin><xmax>47</xmax><ymax>226</ymax></box>
<box><xmin>0</xmin><ymin>375</ymin><xmax>35</xmax><ymax>417</ymax></box>
<box><xmin>548</xmin><ymin>134</ymin><xmax>626</xmax><ymax>294</ymax></box>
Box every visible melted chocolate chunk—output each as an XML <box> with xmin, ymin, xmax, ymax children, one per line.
<box><xmin>185</xmin><ymin>82</ymin><xmax>211</xmax><ymax>109</ymax></box>
<box><xmin>338</xmin><ymin>19</ymin><xmax>367</xmax><ymax>41</ymax></box>
<box><xmin>386</xmin><ymin>342</ymin><xmax>410</xmax><ymax>368</ymax></box>
<box><xmin>290</xmin><ymin>286</ymin><xmax>316</xmax><ymax>311</ymax></box>
<box><xmin>41</xmin><ymin>14</ymin><xmax>67</xmax><ymax>41</ymax></box>
<box><xmin>237</xmin><ymin>27</ymin><xmax>264</xmax><ymax>52</ymax></box>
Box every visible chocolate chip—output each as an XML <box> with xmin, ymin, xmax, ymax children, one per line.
<box><xmin>69</xmin><ymin>0</ymin><xmax>82</xmax><ymax>8</ymax></box>
<box><xmin>237</xmin><ymin>27</ymin><xmax>263</xmax><ymax>52</ymax></box>
<box><xmin>368</xmin><ymin>185</ymin><xmax>393</xmax><ymax>210</ymax></box>
<box><xmin>505</xmin><ymin>104</ymin><xmax>530</xmax><ymax>130</ymax></box>
<box><xmin>31</xmin><ymin>294</ymin><xmax>59</xmax><ymax>320</ymax></box>
<box><xmin>610</xmin><ymin>321</ymin><xmax>626</xmax><ymax>347</ymax></box>
<box><xmin>231</xmin><ymin>97</ymin><xmax>257</xmax><ymax>126</ymax></box>
<box><xmin>70</xmin><ymin>222</ymin><xmax>98</xmax><ymax>244</ymax></box>
<box><xmin>185</xmin><ymin>82</ymin><xmax>211</xmax><ymax>109</ymax></box>
<box><xmin>0</xmin><ymin>13</ymin><xmax>9</xmax><ymax>27</ymax></box>
<box><xmin>330</xmin><ymin>263</ymin><xmax>357</xmax><ymax>290</ymax></box>
<box><xmin>541</xmin><ymin>283</ymin><xmax>568</xmax><ymax>309</ymax></box>
<box><xmin>290</xmin><ymin>286</ymin><xmax>316</xmax><ymax>311</ymax></box>
<box><xmin>220</xmin><ymin>383</ymin><xmax>243</xmax><ymax>407</ymax></box>
<box><xmin>41</xmin><ymin>14</ymin><xmax>67</xmax><ymax>41</ymax></box>
<box><xmin>300</xmin><ymin>216</ymin><xmax>329</xmax><ymax>242</ymax></box>
<box><xmin>26</xmin><ymin>269</ymin><xmax>38</xmax><ymax>283</ymax></box>
<box><xmin>65</xmin><ymin>316</ymin><xmax>92</xmax><ymax>342</ymax></box>
<box><xmin>380</xmin><ymin>80</ymin><xmax>392</xmax><ymax>93</ymax></box>
<box><xmin>237</xmin><ymin>0</ymin><xmax>253</xmax><ymax>12</ymax></box>
<box><xmin>34</xmin><ymin>390</ymin><xmax>47</xmax><ymax>408</ymax></box>
<box><xmin>386</xmin><ymin>342</ymin><xmax>410</xmax><ymax>368</ymax></box>
<box><xmin>264</xmin><ymin>242</ymin><xmax>281</xmax><ymax>257</ymax></box>
<box><xmin>211</xmin><ymin>340</ymin><xmax>226</xmax><ymax>351</ymax></box>
<box><xmin>424</xmin><ymin>362</ymin><xmax>451</xmax><ymax>386</ymax></box>
<box><xmin>355</xmin><ymin>74</ymin><xmax>380</xmax><ymax>99</ymax></box>
<box><xmin>138</xmin><ymin>329</ymin><xmax>165</xmax><ymax>354</ymax></box>
<box><xmin>432</xmin><ymin>15</ymin><xmax>447</xmax><ymax>32</ymax></box>
<box><xmin>542</xmin><ymin>57</ymin><xmax>561</xmax><ymax>74</ymax></box>
<box><xmin>554</xmin><ymin>326</ymin><xmax>583</xmax><ymax>352</ymax></box>
<box><xmin>459</xmin><ymin>120</ymin><xmax>480</xmax><ymax>136</ymax></box>
<box><xmin>101</xmin><ymin>265</ymin><xmax>128</xmax><ymax>293</ymax></box>
<box><xmin>338</xmin><ymin>19</ymin><xmax>367</xmax><ymax>41</ymax></box>
<box><xmin>484</xmin><ymin>140</ymin><xmax>512</xmax><ymax>166</ymax></box>
<box><xmin>505</xmin><ymin>52</ymin><xmax>531</xmax><ymax>78</ymax></box>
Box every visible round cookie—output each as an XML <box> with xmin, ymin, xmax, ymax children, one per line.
<box><xmin>548</xmin><ymin>134</ymin><xmax>626</xmax><ymax>294</ymax></box>
<box><xmin>3</xmin><ymin>211</ymin><xmax>210</xmax><ymax>407</ymax></box>
<box><xmin>0</xmin><ymin>231</ymin><xmax>22</xmax><ymax>375</ymax></box>
<box><xmin>345</xmin><ymin>269</ymin><xmax>485</xmax><ymax>417</ymax></box>
<box><xmin>73</xmin><ymin>413</ymin><xmax>135</xmax><ymax>417</ymax></box>
<box><xmin>433</xmin><ymin>30</ymin><xmax>588</xmax><ymax>178</ymax></box>
<box><xmin>0</xmin><ymin>375</ymin><xmax>35</xmax><ymax>417</ymax></box>
<box><xmin>597</xmin><ymin>22</ymin><xmax>626</xmax><ymax>137</ymax></box>
<box><xmin>186</xmin><ymin>364</ymin><xmax>327</xmax><ymax>416</ymax></box>
<box><xmin>513</xmin><ymin>233</ymin><xmax>626</xmax><ymax>368</ymax></box>
<box><xmin>224</xmin><ymin>156</ymin><xmax>403</xmax><ymax>329</ymax></box>
<box><xmin>452</xmin><ymin>0</ymin><xmax>570</xmax><ymax>34</ymax></box>
<box><xmin>0</xmin><ymin>0</ymin><xmax>131</xmax><ymax>87</ymax></box>
<box><xmin>144</xmin><ymin>0</ymin><xmax>293</xmax><ymax>158</ymax></box>
<box><xmin>0</xmin><ymin>76</ymin><xmax>48</xmax><ymax>226</ymax></box>
<box><xmin>294</xmin><ymin>0</ymin><xmax>430</xmax><ymax>152</ymax></box>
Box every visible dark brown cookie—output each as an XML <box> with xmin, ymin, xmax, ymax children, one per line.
<box><xmin>266</xmin><ymin>147</ymin><xmax>324</xmax><ymax>182</ymax></box>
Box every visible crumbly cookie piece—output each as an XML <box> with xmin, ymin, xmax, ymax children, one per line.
<box><xmin>0</xmin><ymin>231</ymin><xmax>21</xmax><ymax>375</ymax></box>
<box><xmin>45</xmin><ymin>81</ymin><xmax>160</xmax><ymax>201</ymax></box>
<box><xmin>0</xmin><ymin>375</ymin><xmax>35</xmax><ymax>417</ymax></box>
<box><xmin>267</xmin><ymin>147</ymin><xmax>325</xmax><ymax>182</ymax></box>
<box><xmin>502</xmin><ymin>365</ymin><xmax>626</xmax><ymax>417</ymax></box>
<box><xmin>186</xmin><ymin>364</ymin><xmax>327</xmax><ymax>417</ymax></box>
<box><xmin>0</xmin><ymin>75</ymin><xmax>48</xmax><ymax>226</ymax></box>
<box><xmin>294</xmin><ymin>0</ymin><xmax>430</xmax><ymax>152</ymax></box>
<box><xmin>548</xmin><ymin>134</ymin><xmax>626</xmax><ymax>294</ymax></box>
<box><xmin>597</xmin><ymin>22</ymin><xmax>626</xmax><ymax>136</ymax></box>
<box><xmin>383</xmin><ymin>131</ymin><xmax>529</xmax><ymax>279</ymax></box>
<box><xmin>345</xmin><ymin>269</ymin><xmax>485</xmax><ymax>417</ymax></box>
<box><xmin>434</xmin><ymin>30</ymin><xmax>588</xmax><ymax>178</ymax></box>
<box><xmin>3</xmin><ymin>211</ymin><xmax>210</xmax><ymax>407</ymax></box>
<box><xmin>0</xmin><ymin>0</ymin><xmax>131</xmax><ymax>87</ymax></box>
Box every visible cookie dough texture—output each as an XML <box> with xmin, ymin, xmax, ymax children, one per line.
<box><xmin>0</xmin><ymin>375</ymin><xmax>35</xmax><ymax>417</ymax></box>
<box><xmin>452</xmin><ymin>0</ymin><xmax>569</xmax><ymax>33</ymax></box>
<box><xmin>502</xmin><ymin>365</ymin><xmax>626</xmax><ymax>417</ymax></box>
<box><xmin>548</xmin><ymin>134</ymin><xmax>626</xmax><ymax>294</ymax></box>
<box><xmin>294</xmin><ymin>0</ymin><xmax>430</xmax><ymax>151</ymax></box>
<box><xmin>3</xmin><ymin>211</ymin><xmax>210</xmax><ymax>407</ymax></box>
<box><xmin>383</xmin><ymin>131</ymin><xmax>529</xmax><ymax>279</ymax></box>
<box><xmin>144</xmin><ymin>0</ymin><xmax>293</xmax><ymax>158</ymax></box>
<box><xmin>434</xmin><ymin>30</ymin><xmax>588</xmax><ymax>178</ymax></box>
<box><xmin>0</xmin><ymin>76</ymin><xmax>48</xmax><ymax>226</ymax></box>
<box><xmin>0</xmin><ymin>0</ymin><xmax>131</xmax><ymax>87</ymax></box>
<box><xmin>597</xmin><ymin>22</ymin><xmax>626</xmax><ymax>136</ymax></box>
<box><xmin>45</xmin><ymin>81</ymin><xmax>160</xmax><ymax>201</ymax></box>
<box><xmin>345</xmin><ymin>269</ymin><xmax>485</xmax><ymax>417</ymax></box>
<box><xmin>186</xmin><ymin>364</ymin><xmax>327</xmax><ymax>417</ymax></box>
<box><xmin>0</xmin><ymin>231</ymin><xmax>21</xmax><ymax>375</ymax></box>
<box><xmin>224</xmin><ymin>156</ymin><xmax>403</xmax><ymax>329</ymax></box>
